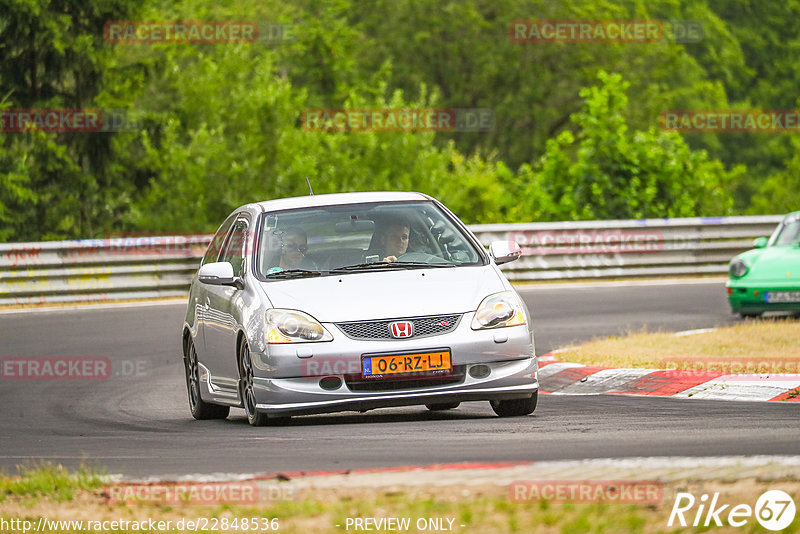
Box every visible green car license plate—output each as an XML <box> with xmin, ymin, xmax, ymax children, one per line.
<box><xmin>764</xmin><ymin>291</ymin><xmax>800</xmax><ymax>303</ymax></box>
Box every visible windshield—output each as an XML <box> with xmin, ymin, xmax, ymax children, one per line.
<box><xmin>255</xmin><ymin>200</ymin><xmax>485</xmax><ymax>279</ymax></box>
<box><xmin>771</xmin><ymin>216</ymin><xmax>800</xmax><ymax>246</ymax></box>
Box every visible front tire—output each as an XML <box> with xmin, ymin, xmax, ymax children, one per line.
<box><xmin>490</xmin><ymin>391</ymin><xmax>538</xmax><ymax>417</ymax></box>
<box><xmin>238</xmin><ymin>338</ymin><xmax>271</xmax><ymax>427</ymax></box>
<box><xmin>184</xmin><ymin>337</ymin><xmax>230</xmax><ymax>420</ymax></box>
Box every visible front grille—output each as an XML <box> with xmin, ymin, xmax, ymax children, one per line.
<box><xmin>344</xmin><ymin>365</ymin><xmax>467</xmax><ymax>392</ymax></box>
<box><xmin>336</xmin><ymin>314</ymin><xmax>462</xmax><ymax>341</ymax></box>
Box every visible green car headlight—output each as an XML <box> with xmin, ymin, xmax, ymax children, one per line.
<box><xmin>730</xmin><ymin>259</ymin><xmax>748</xmax><ymax>278</ymax></box>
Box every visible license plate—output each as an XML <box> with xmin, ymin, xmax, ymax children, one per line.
<box><xmin>362</xmin><ymin>351</ymin><xmax>451</xmax><ymax>377</ymax></box>
<box><xmin>765</xmin><ymin>291</ymin><xmax>800</xmax><ymax>303</ymax></box>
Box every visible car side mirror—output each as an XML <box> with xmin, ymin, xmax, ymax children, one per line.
<box><xmin>198</xmin><ymin>261</ymin><xmax>244</xmax><ymax>289</ymax></box>
<box><xmin>753</xmin><ymin>237</ymin><xmax>768</xmax><ymax>249</ymax></box>
<box><xmin>489</xmin><ymin>240</ymin><xmax>522</xmax><ymax>265</ymax></box>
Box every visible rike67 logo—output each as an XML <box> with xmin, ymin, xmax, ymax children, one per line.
<box><xmin>669</xmin><ymin>490</ymin><xmax>796</xmax><ymax>531</ymax></box>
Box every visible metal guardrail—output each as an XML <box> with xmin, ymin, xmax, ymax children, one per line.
<box><xmin>471</xmin><ymin>215</ymin><xmax>783</xmax><ymax>281</ymax></box>
<box><xmin>0</xmin><ymin>216</ymin><xmax>784</xmax><ymax>305</ymax></box>
<box><xmin>0</xmin><ymin>236</ymin><xmax>211</xmax><ymax>306</ymax></box>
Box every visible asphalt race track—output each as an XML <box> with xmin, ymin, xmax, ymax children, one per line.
<box><xmin>1</xmin><ymin>279</ymin><xmax>797</xmax><ymax>478</ymax></box>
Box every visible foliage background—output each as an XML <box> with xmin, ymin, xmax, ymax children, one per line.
<box><xmin>1</xmin><ymin>0</ymin><xmax>797</xmax><ymax>240</ymax></box>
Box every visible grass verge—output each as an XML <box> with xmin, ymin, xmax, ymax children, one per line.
<box><xmin>550</xmin><ymin>318</ymin><xmax>800</xmax><ymax>373</ymax></box>
<box><xmin>0</xmin><ymin>464</ymin><xmax>800</xmax><ymax>534</ymax></box>
<box><xmin>1</xmin><ymin>471</ymin><xmax>798</xmax><ymax>533</ymax></box>
<box><xmin>0</xmin><ymin>463</ymin><xmax>106</xmax><ymax>503</ymax></box>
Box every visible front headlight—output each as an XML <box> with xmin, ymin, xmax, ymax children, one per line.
<box><xmin>266</xmin><ymin>309</ymin><xmax>333</xmax><ymax>343</ymax></box>
<box><xmin>471</xmin><ymin>291</ymin><xmax>526</xmax><ymax>330</ymax></box>
<box><xmin>730</xmin><ymin>259</ymin><xmax>749</xmax><ymax>278</ymax></box>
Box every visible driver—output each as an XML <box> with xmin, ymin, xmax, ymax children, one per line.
<box><xmin>375</xmin><ymin>221</ymin><xmax>410</xmax><ymax>262</ymax></box>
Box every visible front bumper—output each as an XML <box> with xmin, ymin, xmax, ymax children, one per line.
<box><xmin>246</xmin><ymin>313</ymin><xmax>537</xmax><ymax>416</ymax></box>
<box><xmin>727</xmin><ymin>280</ymin><xmax>800</xmax><ymax>313</ymax></box>
<box><xmin>252</xmin><ymin>357</ymin><xmax>538</xmax><ymax>416</ymax></box>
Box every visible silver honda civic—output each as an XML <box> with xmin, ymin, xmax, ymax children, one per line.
<box><xmin>181</xmin><ymin>191</ymin><xmax>538</xmax><ymax>425</ymax></box>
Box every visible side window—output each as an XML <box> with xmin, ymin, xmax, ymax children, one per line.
<box><xmin>219</xmin><ymin>219</ymin><xmax>249</xmax><ymax>278</ymax></box>
<box><xmin>202</xmin><ymin>214</ymin><xmax>237</xmax><ymax>266</ymax></box>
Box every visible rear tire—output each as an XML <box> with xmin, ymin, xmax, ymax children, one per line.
<box><xmin>238</xmin><ymin>338</ymin><xmax>271</xmax><ymax>427</ymax></box>
<box><xmin>184</xmin><ymin>337</ymin><xmax>230</xmax><ymax>420</ymax></box>
<box><xmin>490</xmin><ymin>391</ymin><xmax>538</xmax><ymax>417</ymax></box>
<box><xmin>425</xmin><ymin>402</ymin><xmax>460</xmax><ymax>411</ymax></box>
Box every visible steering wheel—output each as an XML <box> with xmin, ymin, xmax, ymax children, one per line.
<box><xmin>396</xmin><ymin>251</ymin><xmax>449</xmax><ymax>264</ymax></box>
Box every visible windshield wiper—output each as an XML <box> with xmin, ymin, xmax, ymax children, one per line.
<box><xmin>331</xmin><ymin>261</ymin><xmax>454</xmax><ymax>272</ymax></box>
<box><xmin>330</xmin><ymin>262</ymin><xmax>405</xmax><ymax>272</ymax></box>
<box><xmin>393</xmin><ymin>261</ymin><xmax>455</xmax><ymax>268</ymax></box>
<box><xmin>264</xmin><ymin>269</ymin><xmax>324</xmax><ymax>279</ymax></box>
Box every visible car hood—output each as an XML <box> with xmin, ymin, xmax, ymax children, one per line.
<box><xmin>260</xmin><ymin>265</ymin><xmax>505</xmax><ymax>322</ymax></box>
<box><xmin>744</xmin><ymin>245</ymin><xmax>800</xmax><ymax>281</ymax></box>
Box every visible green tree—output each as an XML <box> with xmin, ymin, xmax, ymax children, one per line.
<box><xmin>511</xmin><ymin>71</ymin><xmax>739</xmax><ymax>221</ymax></box>
<box><xmin>0</xmin><ymin>0</ymin><xmax>142</xmax><ymax>240</ymax></box>
<box><xmin>120</xmin><ymin>39</ymin><xmax>512</xmax><ymax>231</ymax></box>
<box><xmin>346</xmin><ymin>0</ymin><xmax>733</xmax><ymax>171</ymax></box>
<box><xmin>5</xmin><ymin>0</ymin><xmax>797</xmax><ymax>241</ymax></box>
<box><xmin>749</xmin><ymin>135</ymin><xmax>800</xmax><ymax>214</ymax></box>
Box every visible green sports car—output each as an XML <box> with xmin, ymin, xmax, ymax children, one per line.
<box><xmin>727</xmin><ymin>211</ymin><xmax>800</xmax><ymax>317</ymax></box>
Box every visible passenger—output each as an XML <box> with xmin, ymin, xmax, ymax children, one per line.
<box><xmin>279</xmin><ymin>227</ymin><xmax>309</xmax><ymax>269</ymax></box>
<box><xmin>266</xmin><ymin>227</ymin><xmax>314</xmax><ymax>273</ymax></box>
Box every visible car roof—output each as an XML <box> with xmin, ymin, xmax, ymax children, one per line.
<box><xmin>252</xmin><ymin>191</ymin><xmax>433</xmax><ymax>212</ymax></box>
